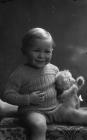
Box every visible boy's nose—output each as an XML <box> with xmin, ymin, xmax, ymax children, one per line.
<box><xmin>38</xmin><ymin>52</ymin><xmax>45</xmax><ymax>58</ymax></box>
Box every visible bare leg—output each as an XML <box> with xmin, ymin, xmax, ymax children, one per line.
<box><xmin>60</xmin><ymin>106</ymin><xmax>87</xmax><ymax>125</ymax></box>
<box><xmin>53</xmin><ymin>105</ymin><xmax>87</xmax><ymax>125</ymax></box>
<box><xmin>0</xmin><ymin>99</ymin><xmax>18</xmax><ymax>118</ymax></box>
<box><xmin>21</xmin><ymin>112</ymin><xmax>47</xmax><ymax>140</ymax></box>
<box><xmin>79</xmin><ymin>107</ymin><xmax>87</xmax><ymax>111</ymax></box>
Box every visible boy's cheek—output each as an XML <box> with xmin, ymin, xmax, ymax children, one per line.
<box><xmin>47</xmin><ymin>55</ymin><xmax>52</xmax><ymax>61</ymax></box>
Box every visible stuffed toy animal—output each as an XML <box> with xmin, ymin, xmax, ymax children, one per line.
<box><xmin>55</xmin><ymin>70</ymin><xmax>85</xmax><ymax>109</ymax></box>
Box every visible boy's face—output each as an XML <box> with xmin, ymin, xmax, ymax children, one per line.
<box><xmin>25</xmin><ymin>39</ymin><xmax>53</xmax><ymax>68</ymax></box>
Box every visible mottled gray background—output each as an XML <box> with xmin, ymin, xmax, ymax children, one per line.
<box><xmin>0</xmin><ymin>0</ymin><xmax>87</xmax><ymax>102</ymax></box>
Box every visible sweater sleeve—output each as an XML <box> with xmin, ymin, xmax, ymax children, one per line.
<box><xmin>3</xmin><ymin>66</ymin><xmax>30</xmax><ymax>106</ymax></box>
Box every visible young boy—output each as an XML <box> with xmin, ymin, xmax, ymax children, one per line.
<box><xmin>3</xmin><ymin>27</ymin><xmax>87</xmax><ymax>140</ymax></box>
<box><xmin>3</xmin><ymin>28</ymin><xmax>59</xmax><ymax>140</ymax></box>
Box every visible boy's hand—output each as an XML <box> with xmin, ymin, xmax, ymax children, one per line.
<box><xmin>29</xmin><ymin>91</ymin><xmax>46</xmax><ymax>105</ymax></box>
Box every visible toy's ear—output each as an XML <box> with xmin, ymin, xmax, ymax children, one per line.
<box><xmin>76</xmin><ymin>76</ymin><xmax>85</xmax><ymax>88</ymax></box>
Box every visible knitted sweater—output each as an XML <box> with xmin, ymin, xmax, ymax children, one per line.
<box><xmin>3</xmin><ymin>63</ymin><xmax>59</xmax><ymax>112</ymax></box>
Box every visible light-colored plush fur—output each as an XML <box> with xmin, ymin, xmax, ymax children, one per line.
<box><xmin>54</xmin><ymin>70</ymin><xmax>87</xmax><ymax>125</ymax></box>
<box><xmin>56</xmin><ymin>70</ymin><xmax>85</xmax><ymax>109</ymax></box>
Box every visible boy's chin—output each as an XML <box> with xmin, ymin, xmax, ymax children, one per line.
<box><xmin>30</xmin><ymin>63</ymin><xmax>45</xmax><ymax>69</ymax></box>
<box><xmin>34</xmin><ymin>65</ymin><xmax>46</xmax><ymax>69</ymax></box>
<box><xmin>33</xmin><ymin>62</ymin><xmax>49</xmax><ymax>69</ymax></box>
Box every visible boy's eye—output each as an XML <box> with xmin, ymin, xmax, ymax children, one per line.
<box><xmin>45</xmin><ymin>50</ymin><xmax>53</xmax><ymax>54</ymax></box>
<box><xmin>32</xmin><ymin>49</ymin><xmax>53</xmax><ymax>54</ymax></box>
<box><xmin>45</xmin><ymin>49</ymin><xmax>53</xmax><ymax>53</ymax></box>
<box><xmin>33</xmin><ymin>50</ymin><xmax>40</xmax><ymax>52</ymax></box>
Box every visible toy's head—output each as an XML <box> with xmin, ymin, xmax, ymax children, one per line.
<box><xmin>56</xmin><ymin>70</ymin><xmax>85</xmax><ymax>92</ymax></box>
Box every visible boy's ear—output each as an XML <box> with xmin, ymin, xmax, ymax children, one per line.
<box><xmin>21</xmin><ymin>47</ymin><xmax>26</xmax><ymax>55</ymax></box>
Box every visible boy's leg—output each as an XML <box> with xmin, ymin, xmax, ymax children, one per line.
<box><xmin>0</xmin><ymin>99</ymin><xmax>18</xmax><ymax>118</ymax></box>
<box><xmin>63</xmin><ymin>107</ymin><xmax>87</xmax><ymax>125</ymax></box>
<box><xmin>79</xmin><ymin>107</ymin><xmax>87</xmax><ymax>111</ymax></box>
<box><xmin>51</xmin><ymin>105</ymin><xmax>87</xmax><ymax>125</ymax></box>
<box><xmin>20</xmin><ymin>111</ymin><xmax>47</xmax><ymax>140</ymax></box>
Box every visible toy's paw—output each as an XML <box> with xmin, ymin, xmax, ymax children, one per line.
<box><xmin>71</xmin><ymin>84</ymin><xmax>78</xmax><ymax>91</ymax></box>
<box><xmin>79</xmin><ymin>95</ymin><xmax>83</xmax><ymax>101</ymax></box>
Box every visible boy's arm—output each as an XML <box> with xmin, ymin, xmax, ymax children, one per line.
<box><xmin>2</xmin><ymin>67</ymin><xmax>30</xmax><ymax>106</ymax></box>
<box><xmin>2</xmin><ymin>90</ymin><xmax>30</xmax><ymax>106</ymax></box>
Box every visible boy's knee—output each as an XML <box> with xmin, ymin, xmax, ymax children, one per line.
<box><xmin>26</xmin><ymin>112</ymin><xmax>47</xmax><ymax>132</ymax></box>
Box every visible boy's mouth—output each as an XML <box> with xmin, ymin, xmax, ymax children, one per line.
<box><xmin>36</xmin><ymin>60</ymin><xmax>46</xmax><ymax>63</ymax></box>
